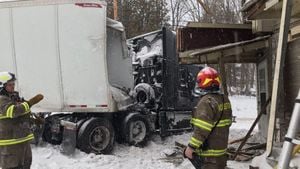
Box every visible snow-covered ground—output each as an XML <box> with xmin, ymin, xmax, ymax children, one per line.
<box><xmin>229</xmin><ymin>95</ymin><xmax>257</xmax><ymax>130</ymax></box>
<box><xmin>31</xmin><ymin>96</ymin><xmax>257</xmax><ymax>169</ymax></box>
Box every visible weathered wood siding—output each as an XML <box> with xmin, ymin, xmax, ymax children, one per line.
<box><xmin>284</xmin><ymin>38</ymin><xmax>300</xmax><ymax>119</ymax></box>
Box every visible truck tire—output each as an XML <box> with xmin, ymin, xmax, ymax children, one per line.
<box><xmin>77</xmin><ymin>118</ymin><xmax>115</xmax><ymax>154</ymax></box>
<box><xmin>122</xmin><ymin>113</ymin><xmax>149</xmax><ymax>146</ymax></box>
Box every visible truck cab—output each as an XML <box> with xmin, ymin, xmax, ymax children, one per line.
<box><xmin>0</xmin><ymin>0</ymin><xmax>200</xmax><ymax>154</ymax></box>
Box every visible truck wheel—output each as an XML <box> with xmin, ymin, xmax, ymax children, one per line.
<box><xmin>77</xmin><ymin>118</ymin><xmax>115</xmax><ymax>154</ymax></box>
<box><xmin>122</xmin><ymin>113</ymin><xmax>149</xmax><ymax>146</ymax></box>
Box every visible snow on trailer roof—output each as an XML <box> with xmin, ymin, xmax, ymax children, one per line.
<box><xmin>107</xmin><ymin>18</ymin><xmax>124</xmax><ymax>32</ymax></box>
<box><xmin>179</xmin><ymin>35</ymin><xmax>270</xmax><ymax>64</ymax></box>
<box><xmin>127</xmin><ymin>29</ymin><xmax>162</xmax><ymax>42</ymax></box>
<box><xmin>0</xmin><ymin>0</ymin><xmax>106</xmax><ymax>8</ymax></box>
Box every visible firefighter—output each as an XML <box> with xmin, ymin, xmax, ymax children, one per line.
<box><xmin>0</xmin><ymin>72</ymin><xmax>44</xmax><ymax>169</ymax></box>
<box><xmin>184</xmin><ymin>67</ymin><xmax>232</xmax><ymax>169</ymax></box>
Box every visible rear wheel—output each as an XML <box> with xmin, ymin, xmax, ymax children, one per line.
<box><xmin>122</xmin><ymin>113</ymin><xmax>149</xmax><ymax>146</ymax></box>
<box><xmin>77</xmin><ymin>118</ymin><xmax>115</xmax><ymax>154</ymax></box>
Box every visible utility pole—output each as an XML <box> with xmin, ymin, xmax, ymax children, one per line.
<box><xmin>113</xmin><ymin>0</ymin><xmax>118</xmax><ymax>20</ymax></box>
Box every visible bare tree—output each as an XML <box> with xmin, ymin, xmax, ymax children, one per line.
<box><xmin>106</xmin><ymin>0</ymin><xmax>169</xmax><ymax>38</ymax></box>
<box><xmin>169</xmin><ymin>0</ymin><xmax>189</xmax><ymax>30</ymax></box>
<box><xmin>180</xmin><ymin>0</ymin><xmax>243</xmax><ymax>24</ymax></box>
<box><xmin>182</xmin><ymin>0</ymin><xmax>202</xmax><ymax>22</ymax></box>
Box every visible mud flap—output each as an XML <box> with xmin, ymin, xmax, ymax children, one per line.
<box><xmin>31</xmin><ymin>123</ymin><xmax>45</xmax><ymax>145</ymax></box>
<box><xmin>60</xmin><ymin>120</ymin><xmax>77</xmax><ymax>155</ymax></box>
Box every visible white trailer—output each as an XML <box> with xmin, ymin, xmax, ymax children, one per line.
<box><xmin>0</xmin><ymin>0</ymin><xmax>153</xmax><ymax>154</ymax></box>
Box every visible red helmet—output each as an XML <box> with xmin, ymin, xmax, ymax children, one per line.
<box><xmin>196</xmin><ymin>67</ymin><xmax>221</xmax><ymax>90</ymax></box>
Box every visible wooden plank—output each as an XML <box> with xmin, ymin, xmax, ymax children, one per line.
<box><xmin>187</xmin><ymin>22</ymin><xmax>252</xmax><ymax>29</ymax></box>
<box><xmin>248</xmin><ymin>0</ymin><xmax>300</xmax><ymax>19</ymax></box>
<box><xmin>179</xmin><ymin>36</ymin><xmax>269</xmax><ymax>58</ymax></box>
<box><xmin>291</xmin><ymin>25</ymin><xmax>300</xmax><ymax>38</ymax></box>
<box><xmin>219</xmin><ymin>57</ymin><xmax>228</xmax><ymax>96</ymax></box>
<box><xmin>179</xmin><ymin>53</ymin><xmax>259</xmax><ymax>64</ymax></box>
<box><xmin>113</xmin><ymin>0</ymin><xmax>118</xmax><ymax>20</ymax></box>
<box><xmin>265</xmin><ymin>0</ymin><xmax>280</xmax><ymax>10</ymax></box>
<box><xmin>233</xmin><ymin>98</ymin><xmax>271</xmax><ymax>160</ymax></box>
<box><xmin>266</xmin><ymin>0</ymin><xmax>292</xmax><ymax>157</ymax></box>
<box><xmin>179</xmin><ymin>38</ymin><xmax>268</xmax><ymax>64</ymax></box>
<box><xmin>243</xmin><ymin>143</ymin><xmax>267</xmax><ymax>151</ymax></box>
<box><xmin>229</xmin><ymin>135</ymin><xmax>253</xmax><ymax>144</ymax></box>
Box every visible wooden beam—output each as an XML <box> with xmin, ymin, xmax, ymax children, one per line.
<box><xmin>186</xmin><ymin>22</ymin><xmax>252</xmax><ymax>29</ymax></box>
<box><xmin>229</xmin><ymin>136</ymin><xmax>252</xmax><ymax>145</ymax></box>
<box><xmin>265</xmin><ymin>0</ymin><xmax>280</xmax><ymax>10</ymax></box>
<box><xmin>180</xmin><ymin>53</ymin><xmax>259</xmax><ymax>64</ymax></box>
<box><xmin>113</xmin><ymin>0</ymin><xmax>118</xmax><ymax>20</ymax></box>
<box><xmin>233</xmin><ymin>98</ymin><xmax>271</xmax><ymax>160</ymax></box>
<box><xmin>266</xmin><ymin>0</ymin><xmax>292</xmax><ymax>157</ymax></box>
<box><xmin>291</xmin><ymin>25</ymin><xmax>300</xmax><ymax>38</ymax></box>
<box><xmin>247</xmin><ymin>0</ymin><xmax>300</xmax><ymax>19</ymax></box>
<box><xmin>179</xmin><ymin>38</ymin><xmax>269</xmax><ymax>64</ymax></box>
<box><xmin>219</xmin><ymin>57</ymin><xmax>228</xmax><ymax>96</ymax></box>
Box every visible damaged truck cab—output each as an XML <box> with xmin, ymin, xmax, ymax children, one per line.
<box><xmin>0</xmin><ymin>0</ymin><xmax>200</xmax><ymax>154</ymax></box>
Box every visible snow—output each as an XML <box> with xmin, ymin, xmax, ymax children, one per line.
<box><xmin>251</xmin><ymin>152</ymin><xmax>274</xmax><ymax>169</ymax></box>
<box><xmin>129</xmin><ymin>32</ymin><xmax>163</xmax><ymax>67</ymax></box>
<box><xmin>31</xmin><ymin>96</ymin><xmax>257</xmax><ymax>169</ymax></box>
<box><xmin>229</xmin><ymin>95</ymin><xmax>257</xmax><ymax>130</ymax></box>
<box><xmin>31</xmin><ymin>134</ymin><xmax>250</xmax><ymax>169</ymax></box>
<box><xmin>136</xmin><ymin>50</ymin><xmax>161</xmax><ymax>66</ymax></box>
<box><xmin>106</xmin><ymin>18</ymin><xmax>125</xmax><ymax>32</ymax></box>
<box><xmin>251</xmin><ymin>149</ymin><xmax>300</xmax><ymax>169</ymax></box>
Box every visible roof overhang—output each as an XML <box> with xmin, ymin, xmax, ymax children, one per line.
<box><xmin>177</xmin><ymin>23</ymin><xmax>255</xmax><ymax>52</ymax></box>
<box><xmin>242</xmin><ymin>0</ymin><xmax>300</xmax><ymax>20</ymax></box>
<box><xmin>186</xmin><ymin>22</ymin><xmax>252</xmax><ymax>29</ymax></box>
<box><xmin>179</xmin><ymin>36</ymin><xmax>270</xmax><ymax>64</ymax></box>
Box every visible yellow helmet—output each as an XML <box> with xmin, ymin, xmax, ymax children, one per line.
<box><xmin>0</xmin><ymin>72</ymin><xmax>16</xmax><ymax>88</ymax></box>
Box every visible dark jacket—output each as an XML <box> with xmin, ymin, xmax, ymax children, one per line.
<box><xmin>0</xmin><ymin>92</ymin><xmax>33</xmax><ymax>146</ymax></box>
<box><xmin>188</xmin><ymin>93</ymin><xmax>232</xmax><ymax>158</ymax></box>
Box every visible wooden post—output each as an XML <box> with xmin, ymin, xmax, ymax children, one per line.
<box><xmin>266</xmin><ymin>0</ymin><xmax>292</xmax><ymax>157</ymax></box>
<box><xmin>219</xmin><ymin>56</ymin><xmax>228</xmax><ymax>96</ymax></box>
<box><xmin>113</xmin><ymin>0</ymin><xmax>118</xmax><ymax>20</ymax></box>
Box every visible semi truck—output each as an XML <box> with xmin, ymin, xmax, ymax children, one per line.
<box><xmin>0</xmin><ymin>0</ymin><xmax>200</xmax><ymax>154</ymax></box>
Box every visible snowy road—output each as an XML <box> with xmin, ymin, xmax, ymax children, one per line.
<box><xmin>31</xmin><ymin>96</ymin><xmax>257</xmax><ymax>169</ymax></box>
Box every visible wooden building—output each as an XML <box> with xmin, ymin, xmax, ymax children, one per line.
<box><xmin>177</xmin><ymin>0</ymin><xmax>300</xmax><ymax>153</ymax></box>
